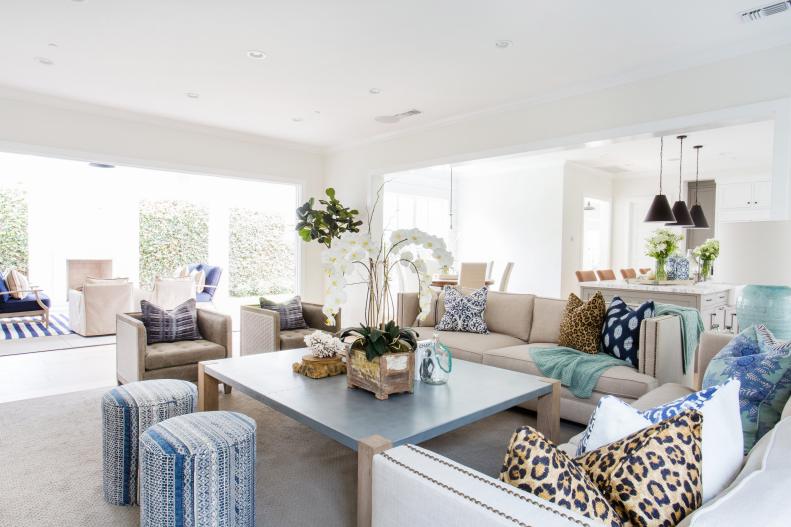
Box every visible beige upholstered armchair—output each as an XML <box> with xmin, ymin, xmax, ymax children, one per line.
<box><xmin>68</xmin><ymin>279</ymin><xmax>133</xmax><ymax>336</ymax></box>
<box><xmin>115</xmin><ymin>308</ymin><xmax>232</xmax><ymax>387</ymax></box>
<box><xmin>240</xmin><ymin>302</ymin><xmax>341</xmax><ymax>355</ymax></box>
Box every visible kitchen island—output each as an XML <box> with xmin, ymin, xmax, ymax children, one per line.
<box><xmin>579</xmin><ymin>280</ymin><xmax>738</xmax><ymax>330</ymax></box>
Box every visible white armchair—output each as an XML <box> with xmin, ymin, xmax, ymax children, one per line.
<box><xmin>68</xmin><ymin>279</ymin><xmax>132</xmax><ymax>336</ymax></box>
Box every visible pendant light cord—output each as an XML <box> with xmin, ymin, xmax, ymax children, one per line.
<box><xmin>658</xmin><ymin>136</ymin><xmax>664</xmax><ymax>194</ymax></box>
<box><xmin>677</xmin><ymin>135</ymin><xmax>684</xmax><ymax>200</ymax></box>
<box><xmin>695</xmin><ymin>147</ymin><xmax>700</xmax><ymax>205</ymax></box>
<box><xmin>449</xmin><ymin>166</ymin><xmax>453</xmax><ymax>231</ymax></box>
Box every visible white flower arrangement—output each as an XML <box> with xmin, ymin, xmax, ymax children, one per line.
<box><xmin>320</xmin><ymin>227</ymin><xmax>453</xmax><ymax>327</ymax></box>
<box><xmin>693</xmin><ymin>238</ymin><xmax>720</xmax><ymax>262</ymax></box>
<box><xmin>645</xmin><ymin>228</ymin><xmax>683</xmax><ymax>260</ymax></box>
<box><xmin>304</xmin><ymin>330</ymin><xmax>345</xmax><ymax>359</ymax></box>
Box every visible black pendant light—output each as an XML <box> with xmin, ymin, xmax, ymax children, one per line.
<box><xmin>688</xmin><ymin>145</ymin><xmax>710</xmax><ymax>229</ymax></box>
<box><xmin>644</xmin><ymin>136</ymin><xmax>676</xmax><ymax>223</ymax></box>
<box><xmin>665</xmin><ymin>135</ymin><xmax>695</xmax><ymax>227</ymax></box>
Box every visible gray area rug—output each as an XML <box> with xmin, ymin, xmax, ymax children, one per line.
<box><xmin>0</xmin><ymin>387</ymin><xmax>582</xmax><ymax>527</ymax></box>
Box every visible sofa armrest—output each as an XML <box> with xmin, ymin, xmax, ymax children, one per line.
<box><xmin>116</xmin><ymin>313</ymin><xmax>146</xmax><ymax>383</ymax></box>
<box><xmin>696</xmin><ymin>331</ymin><xmax>734</xmax><ymax>389</ymax></box>
<box><xmin>638</xmin><ymin>314</ymin><xmax>695</xmax><ymax>388</ymax></box>
<box><xmin>372</xmin><ymin>445</ymin><xmax>606</xmax><ymax>527</ymax></box>
<box><xmin>197</xmin><ymin>309</ymin><xmax>232</xmax><ymax>358</ymax></box>
<box><xmin>68</xmin><ymin>289</ymin><xmax>85</xmax><ymax>334</ymax></box>
<box><xmin>396</xmin><ymin>292</ymin><xmax>420</xmax><ymax>327</ymax></box>
<box><xmin>302</xmin><ymin>302</ymin><xmax>340</xmax><ymax>333</ymax></box>
<box><xmin>240</xmin><ymin>305</ymin><xmax>279</xmax><ymax>355</ymax></box>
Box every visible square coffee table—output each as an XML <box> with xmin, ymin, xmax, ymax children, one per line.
<box><xmin>198</xmin><ymin>348</ymin><xmax>559</xmax><ymax>527</ymax></box>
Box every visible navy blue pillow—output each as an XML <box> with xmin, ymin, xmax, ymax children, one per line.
<box><xmin>600</xmin><ymin>296</ymin><xmax>655</xmax><ymax>367</ymax></box>
<box><xmin>0</xmin><ymin>274</ymin><xmax>9</xmax><ymax>303</ymax></box>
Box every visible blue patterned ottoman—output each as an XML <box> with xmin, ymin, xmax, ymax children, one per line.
<box><xmin>139</xmin><ymin>411</ymin><xmax>257</xmax><ymax>527</ymax></box>
<box><xmin>101</xmin><ymin>379</ymin><xmax>197</xmax><ymax>506</ymax></box>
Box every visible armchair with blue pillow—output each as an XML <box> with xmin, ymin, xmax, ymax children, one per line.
<box><xmin>0</xmin><ymin>270</ymin><xmax>51</xmax><ymax>327</ymax></box>
<box><xmin>186</xmin><ymin>263</ymin><xmax>222</xmax><ymax>303</ymax></box>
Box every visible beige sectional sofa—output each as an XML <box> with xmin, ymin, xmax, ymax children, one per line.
<box><xmin>397</xmin><ymin>289</ymin><xmax>689</xmax><ymax>424</ymax></box>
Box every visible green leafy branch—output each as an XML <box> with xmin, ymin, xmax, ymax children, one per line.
<box><xmin>340</xmin><ymin>321</ymin><xmax>418</xmax><ymax>361</ymax></box>
<box><xmin>296</xmin><ymin>188</ymin><xmax>362</xmax><ymax>248</ymax></box>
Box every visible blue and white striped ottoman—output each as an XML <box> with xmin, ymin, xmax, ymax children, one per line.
<box><xmin>101</xmin><ymin>379</ymin><xmax>197</xmax><ymax>506</ymax></box>
<box><xmin>139</xmin><ymin>411</ymin><xmax>257</xmax><ymax>527</ymax></box>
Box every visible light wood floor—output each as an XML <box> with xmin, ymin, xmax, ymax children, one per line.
<box><xmin>0</xmin><ymin>332</ymin><xmax>240</xmax><ymax>404</ymax></box>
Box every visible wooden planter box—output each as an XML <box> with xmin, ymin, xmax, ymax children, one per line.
<box><xmin>347</xmin><ymin>347</ymin><xmax>415</xmax><ymax>400</ymax></box>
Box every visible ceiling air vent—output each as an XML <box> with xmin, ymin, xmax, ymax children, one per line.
<box><xmin>374</xmin><ymin>109</ymin><xmax>422</xmax><ymax>124</ymax></box>
<box><xmin>741</xmin><ymin>1</ymin><xmax>791</xmax><ymax>22</ymax></box>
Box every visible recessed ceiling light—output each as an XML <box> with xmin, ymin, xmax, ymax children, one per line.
<box><xmin>48</xmin><ymin>42</ymin><xmax>58</xmax><ymax>48</ymax></box>
<box><xmin>292</xmin><ymin>117</ymin><xmax>303</xmax><ymax>122</ymax></box>
<box><xmin>369</xmin><ymin>88</ymin><xmax>381</xmax><ymax>95</ymax></box>
<box><xmin>89</xmin><ymin>162</ymin><xmax>115</xmax><ymax>169</ymax></box>
<box><xmin>34</xmin><ymin>56</ymin><xmax>54</xmax><ymax>65</ymax></box>
<box><xmin>495</xmin><ymin>40</ymin><xmax>513</xmax><ymax>49</ymax></box>
<box><xmin>246</xmin><ymin>49</ymin><xmax>267</xmax><ymax>60</ymax></box>
<box><xmin>313</xmin><ymin>110</ymin><xmax>321</xmax><ymax>114</ymax></box>
<box><xmin>186</xmin><ymin>92</ymin><xmax>200</xmax><ymax>99</ymax></box>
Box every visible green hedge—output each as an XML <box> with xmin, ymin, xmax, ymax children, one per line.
<box><xmin>138</xmin><ymin>200</ymin><xmax>209</xmax><ymax>284</ymax></box>
<box><xmin>0</xmin><ymin>186</ymin><xmax>28</xmax><ymax>275</ymax></box>
<box><xmin>229</xmin><ymin>208</ymin><xmax>295</xmax><ymax>297</ymax></box>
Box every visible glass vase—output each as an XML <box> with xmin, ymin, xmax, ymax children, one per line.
<box><xmin>655</xmin><ymin>257</ymin><xmax>668</xmax><ymax>281</ymax></box>
<box><xmin>700</xmin><ymin>260</ymin><xmax>712</xmax><ymax>281</ymax></box>
<box><xmin>417</xmin><ymin>333</ymin><xmax>452</xmax><ymax>385</ymax></box>
<box><xmin>737</xmin><ymin>285</ymin><xmax>791</xmax><ymax>340</ymax></box>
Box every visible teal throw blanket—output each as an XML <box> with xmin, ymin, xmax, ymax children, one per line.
<box><xmin>654</xmin><ymin>303</ymin><xmax>704</xmax><ymax>373</ymax></box>
<box><xmin>529</xmin><ymin>346</ymin><xmax>632</xmax><ymax>399</ymax></box>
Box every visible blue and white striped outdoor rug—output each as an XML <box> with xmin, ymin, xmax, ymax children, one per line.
<box><xmin>0</xmin><ymin>313</ymin><xmax>73</xmax><ymax>340</ymax></box>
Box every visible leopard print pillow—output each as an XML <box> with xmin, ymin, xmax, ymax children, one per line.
<box><xmin>558</xmin><ymin>292</ymin><xmax>606</xmax><ymax>354</ymax></box>
<box><xmin>577</xmin><ymin>409</ymin><xmax>703</xmax><ymax>527</ymax></box>
<box><xmin>499</xmin><ymin>426</ymin><xmax>622</xmax><ymax>527</ymax></box>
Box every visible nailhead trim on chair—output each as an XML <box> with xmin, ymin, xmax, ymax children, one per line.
<box><xmin>377</xmin><ymin>445</ymin><xmax>594</xmax><ymax>527</ymax></box>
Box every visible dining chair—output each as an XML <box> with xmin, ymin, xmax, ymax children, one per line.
<box><xmin>498</xmin><ymin>262</ymin><xmax>514</xmax><ymax>292</ymax></box>
<box><xmin>458</xmin><ymin>262</ymin><xmax>488</xmax><ymax>289</ymax></box>
<box><xmin>639</xmin><ymin>268</ymin><xmax>652</xmax><ymax>275</ymax></box>
<box><xmin>596</xmin><ymin>269</ymin><xmax>617</xmax><ymax>281</ymax></box>
<box><xmin>620</xmin><ymin>268</ymin><xmax>637</xmax><ymax>279</ymax></box>
<box><xmin>486</xmin><ymin>261</ymin><xmax>495</xmax><ymax>280</ymax></box>
<box><xmin>575</xmin><ymin>270</ymin><xmax>597</xmax><ymax>282</ymax></box>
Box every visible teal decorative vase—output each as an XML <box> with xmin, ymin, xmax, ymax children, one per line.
<box><xmin>737</xmin><ymin>285</ymin><xmax>791</xmax><ymax>339</ymax></box>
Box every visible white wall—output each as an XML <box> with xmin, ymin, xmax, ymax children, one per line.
<box><xmin>560</xmin><ymin>163</ymin><xmax>613</xmax><ymax>297</ymax></box>
<box><xmin>0</xmin><ymin>87</ymin><xmax>327</xmax><ymax>302</ymax></box>
<box><xmin>455</xmin><ymin>162</ymin><xmax>565</xmax><ymax>297</ymax></box>
<box><xmin>611</xmin><ymin>177</ymin><xmax>659</xmax><ymax>272</ymax></box>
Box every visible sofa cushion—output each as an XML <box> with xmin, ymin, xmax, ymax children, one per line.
<box><xmin>5</xmin><ymin>269</ymin><xmax>29</xmax><ymax>300</ymax></box>
<box><xmin>280</xmin><ymin>327</ymin><xmax>316</xmax><ymax>350</ymax></box>
<box><xmin>431</xmin><ymin>329</ymin><xmax>524</xmax><ymax>363</ymax></box>
<box><xmin>558</xmin><ymin>292</ymin><xmax>606</xmax><ymax>354</ymax></box>
<box><xmin>145</xmin><ymin>339</ymin><xmax>226</xmax><ymax>370</ymax></box>
<box><xmin>0</xmin><ymin>274</ymin><xmax>11</xmax><ymax>302</ymax></box>
<box><xmin>600</xmin><ymin>296</ymin><xmax>654</xmax><ymax>367</ymax></box>
<box><xmin>483</xmin><ymin>291</ymin><xmax>534</xmax><ymax>341</ymax></box>
<box><xmin>260</xmin><ymin>295</ymin><xmax>308</xmax><ymax>330</ymax></box>
<box><xmin>500</xmin><ymin>426</ymin><xmax>621</xmax><ymax>527</ymax></box>
<box><xmin>578</xmin><ymin>410</ymin><xmax>703</xmax><ymax>526</ymax></box>
<box><xmin>0</xmin><ymin>293</ymin><xmax>51</xmax><ymax>314</ymax></box>
<box><xmin>141</xmin><ymin>299</ymin><xmax>202</xmax><ymax>345</ymax></box>
<box><xmin>435</xmin><ymin>286</ymin><xmax>489</xmax><ymax>334</ymax></box>
<box><xmin>482</xmin><ymin>344</ymin><xmax>657</xmax><ymax>400</ymax></box>
<box><xmin>528</xmin><ymin>297</ymin><xmax>567</xmax><ymax>343</ymax></box>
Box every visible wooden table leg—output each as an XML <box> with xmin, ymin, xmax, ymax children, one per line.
<box><xmin>198</xmin><ymin>361</ymin><xmax>220</xmax><ymax>411</ymax></box>
<box><xmin>536</xmin><ymin>378</ymin><xmax>561</xmax><ymax>443</ymax></box>
<box><xmin>357</xmin><ymin>435</ymin><xmax>392</xmax><ymax>527</ymax></box>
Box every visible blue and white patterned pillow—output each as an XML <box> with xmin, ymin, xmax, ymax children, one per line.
<box><xmin>141</xmin><ymin>299</ymin><xmax>203</xmax><ymax>345</ymax></box>
<box><xmin>704</xmin><ymin>325</ymin><xmax>791</xmax><ymax>450</ymax></box>
<box><xmin>435</xmin><ymin>286</ymin><xmax>489</xmax><ymax>334</ymax></box>
<box><xmin>577</xmin><ymin>383</ymin><xmax>723</xmax><ymax>455</ymax></box>
<box><xmin>260</xmin><ymin>295</ymin><xmax>308</xmax><ymax>330</ymax></box>
<box><xmin>600</xmin><ymin>296</ymin><xmax>654</xmax><ymax>366</ymax></box>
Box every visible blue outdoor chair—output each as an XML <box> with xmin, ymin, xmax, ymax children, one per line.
<box><xmin>187</xmin><ymin>263</ymin><xmax>222</xmax><ymax>303</ymax></box>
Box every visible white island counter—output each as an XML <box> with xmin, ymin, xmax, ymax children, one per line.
<box><xmin>579</xmin><ymin>280</ymin><xmax>738</xmax><ymax>330</ymax></box>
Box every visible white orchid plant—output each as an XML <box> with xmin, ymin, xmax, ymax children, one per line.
<box><xmin>321</xmin><ymin>228</ymin><xmax>453</xmax><ymax>328</ymax></box>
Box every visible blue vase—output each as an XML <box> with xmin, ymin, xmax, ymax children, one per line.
<box><xmin>737</xmin><ymin>285</ymin><xmax>791</xmax><ymax>340</ymax></box>
<box><xmin>674</xmin><ymin>257</ymin><xmax>690</xmax><ymax>280</ymax></box>
<box><xmin>666</xmin><ymin>256</ymin><xmax>678</xmax><ymax>280</ymax></box>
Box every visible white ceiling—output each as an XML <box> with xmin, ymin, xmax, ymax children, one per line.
<box><xmin>2</xmin><ymin>1</ymin><xmax>791</xmax><ymax>148</ymax></box>
<box><xmin>453</xmin><ymin>120</ymin><xmax>775</xmax><ymax>179</ymax></box>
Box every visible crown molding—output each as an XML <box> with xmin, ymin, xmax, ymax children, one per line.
<box><xmin>0</xmin><ymin>84</ymin><xmax>325</xmax><ymax>155</ymax></box>
<box><xmin>328</xmin><ymin>34</ymin><xmax>791</xmax><ymax>154</ymax></box>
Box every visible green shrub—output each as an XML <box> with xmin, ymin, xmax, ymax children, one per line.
<box><xmin>0</xmin><ymin>186</ymin><xmax>28</xmax><ymax>275</ymax></box>
<box><xmin>229</xmin><ymin>208</ymin><xmax>295</xmax><ymax>297</ymax></box>
<box><xmin>138</xmin><ymin>200</ymin><xmax>209</xmax><ymax>284</ymax></box>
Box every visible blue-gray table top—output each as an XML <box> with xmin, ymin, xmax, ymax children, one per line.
<box><xmin>204</xmin><ymin>348</ymin><xmax>552</xmax><ymax>450</ymax></box>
